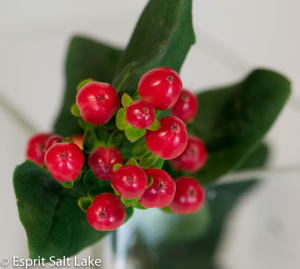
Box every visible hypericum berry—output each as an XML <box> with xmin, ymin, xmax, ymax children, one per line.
<box><xmin>86</xmin><ymin>193</ymin><xmax>126</xmax><ymax>231</ymax></box>
<box><xmin>139</xmin><ymin>168</ymin><xmax>176</xmax><ymax>208</ymax></box>
<box><xmin>111</xmin><ymin>165</ymin><xmax>148</xmax><ymax>199</ymax></box>
<box><xmin>171</xmin><ymin>89</ymin><xmax>198</xmax><ymax>123</ymax></box>
<box><xmin>170</xmin><ymin>135</ymin><xmax>207</xmax><ymax>172</ymax></box>
<box><xmin>169</xmin><ymin>177</ymin><xmax>205</xmax><ymax>214</ymax></box>
<box><xmin>26</xmin><ymin>133</ymin><xmax>52</xmax><ymax>166</ymax></box>
<box><xmin>145</xmin><ymin>116</ymin><xmax>188</xmax><ymax>160</ymax></box>
<box><xmin>88</xmin><ymin>147</ymin><xmax>124</xmax><ymax>180</ymax></box>
<box><xmin>45</xmin><ymin>135</ymin><xmax>64</xmax><ymax>151</ymax></box>
<box><xmin>138</xmin><ymin>67</ymin><xmax>182</xmax><ymax>110</ymax></box>
<box><xmin>126</xmin><ymin>100</ymin><xmax>155</xmax><ymax>129</ymax></box>
<box><xmin>44</xmin><ymin>142</ymin><xmax>84</xmax><ymax>182</ymax></box>
<box><xmin>76</xmin><ymin>81</ymin><xmax>120</xmax><ymax>125</ymax></box>
<box><xmin>70</xmin><ymin>134</ymin><xmax>84</xmax><ymax>150</ymax></box>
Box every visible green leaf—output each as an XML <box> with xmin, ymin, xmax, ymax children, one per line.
<box><xmin>13</xmin><ymin>161</ymin><xmax>108</xmax><ymax>262</ymax></box>
<box><xmin>125</xmin><ymin>126</ymin><xmax>146</xmax><ymax>142</ymax></box>
<box><xmin>78</xmin><ymin>197</ymin><xmax>92</xmax><ymax>213</ymax></box>
<box><xmin>134</xmin><ymin>202</ymin><xmax>147</xmax><ymax>210</ymax></box>
<box><xmin>116</xmin><ymin>108</ymin><xmax>129</xmax><ymax>130</ymax></box>
<box><xmin>83</xmin><ymin>169</ymin><xmax>111</xmax><ymax>190</ymax></box>
<box><xmin>108</xmin><ymin>130</ymin><xmax>124</xmax><ymax>149</ymax></box>
<box><xmin>53</xmin><ymin>36</ymin><xmax>122</xmax><ymax>136</ymax></box>
<box><xmin>140</xmin><ymin>152</ymin><xmax>159</xmax><ymax>169</ymax></box>
<box><xmin>70</xmin><ymin>103</ymin><xmax>81</xmax><ymax>117</ymax></box>
<box><xmin>83</xmin><ymin>128</ymin><xmax>110</xmax><ymax>152</ymax></box>
<box><xmin>112</xmin><ymin>0</ymin><xmax>195</xmax><ymax>96</ymax></box>
<box><xmin>59</xmin><ymin>181</ymin><xmax>74</xmax><ymax>188</ymax></box>
<box><xmin>189</xmin><ymin>69</ymin><xmax>291</xmax><ymax>184</ymax></box>
<box><xmin>153</xmin><ymin>158</ymin><xmax>165</xmax><ymax>169</ymax></box>
<box><xmin>147</xmin><ymin>119</ymin><xmax>161</xmax><ymax>131</ymax></box>
<box><xmin>121</xmin><ymin>93</ymin><xmax>133</xmax><ymax>108</ymax></box>
<box><xmin>121</xmin><ymin>197</ymin><xmax>140</xmax><ymax>207</ymax></box>
<box><xmin>76</xmin><ymin>78</ymin><xmax>93</xmax><ymax>92</ymax></box>
<box><xmin>125</xmin><ymin>158</ymin><xmax>139</xmax><ymax>167</ymax></box>
<box><xmin>112</xmin><ymin>163</ymin><xmax>123</xmax><ymax>172</ymax></box>
<box><xmin>132</xmin><ymin>138</ymin><xmax>150</xmax><ymax>159</ymax></box>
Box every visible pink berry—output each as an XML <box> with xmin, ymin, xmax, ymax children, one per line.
<box><xmin>88</xmin><ymin>147</ymin><xmax>124</xmax><ymax>180</ymax></box>
<box><xmin>171</xmin><ymin>89</ymin><xmax>198</xmax><ymax>123</ymax></box>
<box><xmin>87</xmin><ymin>193</ymin><xmax>126</xmax><ymax>231</ymax></box>
<box><xmin>111</xmin><ymin>165</ymin><xmax>148</xmax><ymax>199</ymax></box>
<box><xmin>26</xmin><ymin>133</ymin><xmax>52</xmax><ymax>166</ymax></box>
<box><xmin>145</xmin><ymin>116</ymin><xmax>188</xmax><ymax>160</ymax></box>
<box><xmin>45</xmin><ymin>135</ymin><xmax>64</xmax><ymax>151</ymax></box>
<box><xmin>76</xmin><ymin>81</ymin><xmax>120</xmax><ymax>125</ymax></box>
<box><xmin>126</xmin><ymin>100</ymin><xmax>155</xmax><ymax>129</ymax></box>
<box><xmin>170</xmin><ymin>135</ymin><xmax>207</xmax><ymax>172</ymax></box>
<box><xmin>138</xmin><ymin>67</ymin><xmax>182</xmax><ymax>110</ymax></box>
<box><xmin>139</xmin><ymin>168</ymin><xmax>176</xmax><ymax>208</ymax></box>
<box><xmin>44</xmin><ymin>142</ymin><xmax>84</xmax><ymax>182</ymax></box>
<box><xmin>169</xmin><ymin>177</ymin><xmax>205</xmax><ymax>214</ymax></box>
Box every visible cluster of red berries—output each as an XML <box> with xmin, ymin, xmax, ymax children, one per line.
<box><xmin>25</xmin><ymin>67</ymin><xmax>208</xmax><ymax>231</ymax></box>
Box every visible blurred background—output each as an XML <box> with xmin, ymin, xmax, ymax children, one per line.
<box><xmin>1</xmin><ymin>0</ymin><xmax>300</xmax><ymax>268</ymax></box>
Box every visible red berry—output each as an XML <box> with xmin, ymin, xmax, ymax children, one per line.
<box><xmin>76</xmin><ymin>81</ymin><xmax>120</xmax><ymax>125</ymax></box>
<box><xmin>87</xmin><ymin>193</ymin><xmax>126</xmax><ymax>231</ymax></box>
<box><xmin>88</xmin><ymin>147</ymin><xmax>124</xmax><ymax>180</ymax></box>
<box><xmin>138</xmin><ymin>67</ymin><xmax>182</xmax><ymax>110</ymax></box>
<box><xmin>145</xmin><ymin>116</ymin><xmax>188</xmax><ymax>160</ymax></box>
<box><xmin>45</xmin><ymin>135</ymin><xmax>64</xmax><ymax>151</ymax></box>
<box><xmin>171</xmin><ymin>89</ymin><xmax>198</xmax><ymax>123</ymax></box>
<box><xmin>126</xmin><ymin>100</ymin><xmax>155</xmax><ymax>129</ymax></box>
<box><xmin>111</xmin><ymin>165</ymin><xmax>148</xmax><ymax>199</ymax></box>
<box><xmin>170</xmin><ymin>135</ymin><xmax>207</xmax><ymax>172</ymax></box>
<box><xmin>26</xmin><ymin>133</ymin><xmax>52</xmax><ymax>166</ymax></box>
<box><xmin>44</xmin><ymin>142</ymin><xmax>84</xmax><ymax>182</ymax></box>
<box><xmin>169</xmin><ymin>177</ymin><xmax>205</xmax><ymax>214</ymax></box>
<box><xmin>139</xmin><ymin>168</ymin><xmax>176</xmax><ymax>208</ymax></box>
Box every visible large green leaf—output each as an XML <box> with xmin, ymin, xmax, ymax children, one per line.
<box><xmin>112</xmin><ymin>0</ymin><xmax>195</xmax><ymax>96</ymax></box>
<box><xmin>189</xmin><ymin>69</ymin><xmax>290</xmax><ymax>184</ymax></box>
<box><xmin>53</xmin><ymin>36</ymin><xmax>122</xmax><ymax>136</ymax></box>
<box><xmin>13</xmin><ymin>161</ymin><xmax>108</xmax><ymax>261</ymax></box>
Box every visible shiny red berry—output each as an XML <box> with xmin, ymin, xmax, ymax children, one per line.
<box><xmin>138</xmin><ymin>67</ymin><xmax>182</xmax><ymax>110</ymax></box>
<box><xmin>88</xmin><ymin>147</ymin><xmax>124</xmax><ymax>180</ymax></box>
<box><xmin>169</xmin><ymin>177</ymin><xmax>205</xmax><ymax>214</ymax></box>
<box><xmin>111</xmin><ymin>165</ymin><xmax>148</xmax><ymax>199</ymax></box>
<box><xmin>170</xmin><ymin>135</ymin><xmax>207</xmax><ymax>172</ymax></box>
<box><xmin>171</xmin><ymin>89</ymin><xmax>198</xmax><ymax>123</ymax></box>
<box><xmin>26</xmin><ymin>133</ymin><xmax>52</xmax><ymax>166</ymax></box>
<box><xmin>145</xmin><ymin>116</ymin><xmax>188</xmax><ymax>160</ymax></box>
<box><xmin>126</xmin><ymin>100</ymin><xmax>155</xmax><ymax>129</ymax></box>
<box><xmin>87</xmin><ymin>193</ymin><xmax>126</xmax><ymax>231</ymax></box>
<box><xmin>45</xmin><ymin>135</ymin><xmax>64</xmax><ymax>151</ymax></box>
<box><xmin>76</xmin><ymin>81</ymin><xmax>120</xmax><ymax>125</ymax></box>
<box><xmin>44</xmin><ymin>142</ymin><xmax>84</xmax><ymax>182</ymax></box>
<box><xmin>139</xmin><ymin>168</ymin><xmax>176</xmax><ymax>208</ymax></box>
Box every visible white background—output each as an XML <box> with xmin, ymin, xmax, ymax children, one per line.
<box><xmin>0</xmin><ymin>1</ymin><xmax>300</xmax><ymax>268</ymax></box>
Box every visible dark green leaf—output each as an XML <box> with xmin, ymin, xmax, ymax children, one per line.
<box><xmin>153</xmin><ymin>158</ymin><xmax>165</xmax><ymax>169</ymax></box>
<box><xmin>140</xmin><ymin>152</ymin><xmax>159</xmax><ymax>169</ymax></box>
<box><xmin>116</xmin><ymin>108</ymin><xmax>129</xmax><ymax>130</ymax></box>
<box><xmin>13</xmin><ymin>161</ymin><xmax>107</xmax><ymax>262</ymax></box>
<box><xmin>112</xmin><ymin>0</ymin><xmax>195</xmax><ymax>96</ymax></box>
<box><xmin>147</xmin><ymin>119</ymin><xmax>161</xmax><ymax>131</ymax></box>
<box><xmin>189</xmin><ymin>69</ymin><xmax>290</xmax><ymax>184</ymax></box>
<box><xmin>53</xmin><ymin>36</ymin><xmax>122</xmax><ymax>136</ymax></box>
<box><xmin>78</xmin><ymin>197</ymin><xmax>92</xmax><ymax>213</ymax></box>
<box><xmin>121</xmin><ymin>93</ymin><xmax>133</xmax><ymax>108</ymax></box>
<box><xmin>83</xmin><ymin>128</ymin><xmax>110</xmax><ymax>152</ymax></box>
<box><xmin>132</xmin><ymin>138</ymin><xmax>150</xmax><ymax>159</ymax></box>
<box><xmin>83</xmin><ymin>169</ymin><xmax>111</xmax><ymax>190</ymax></box>
<box><xmin>108</xmin><ymin>130</ymin><xmax>124</xmax><ymax>149</ymax></box>
<box><xmin>125</xmin><ymin>126</ymin><xmax>146</xmax><ymax>142</ymax></box>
